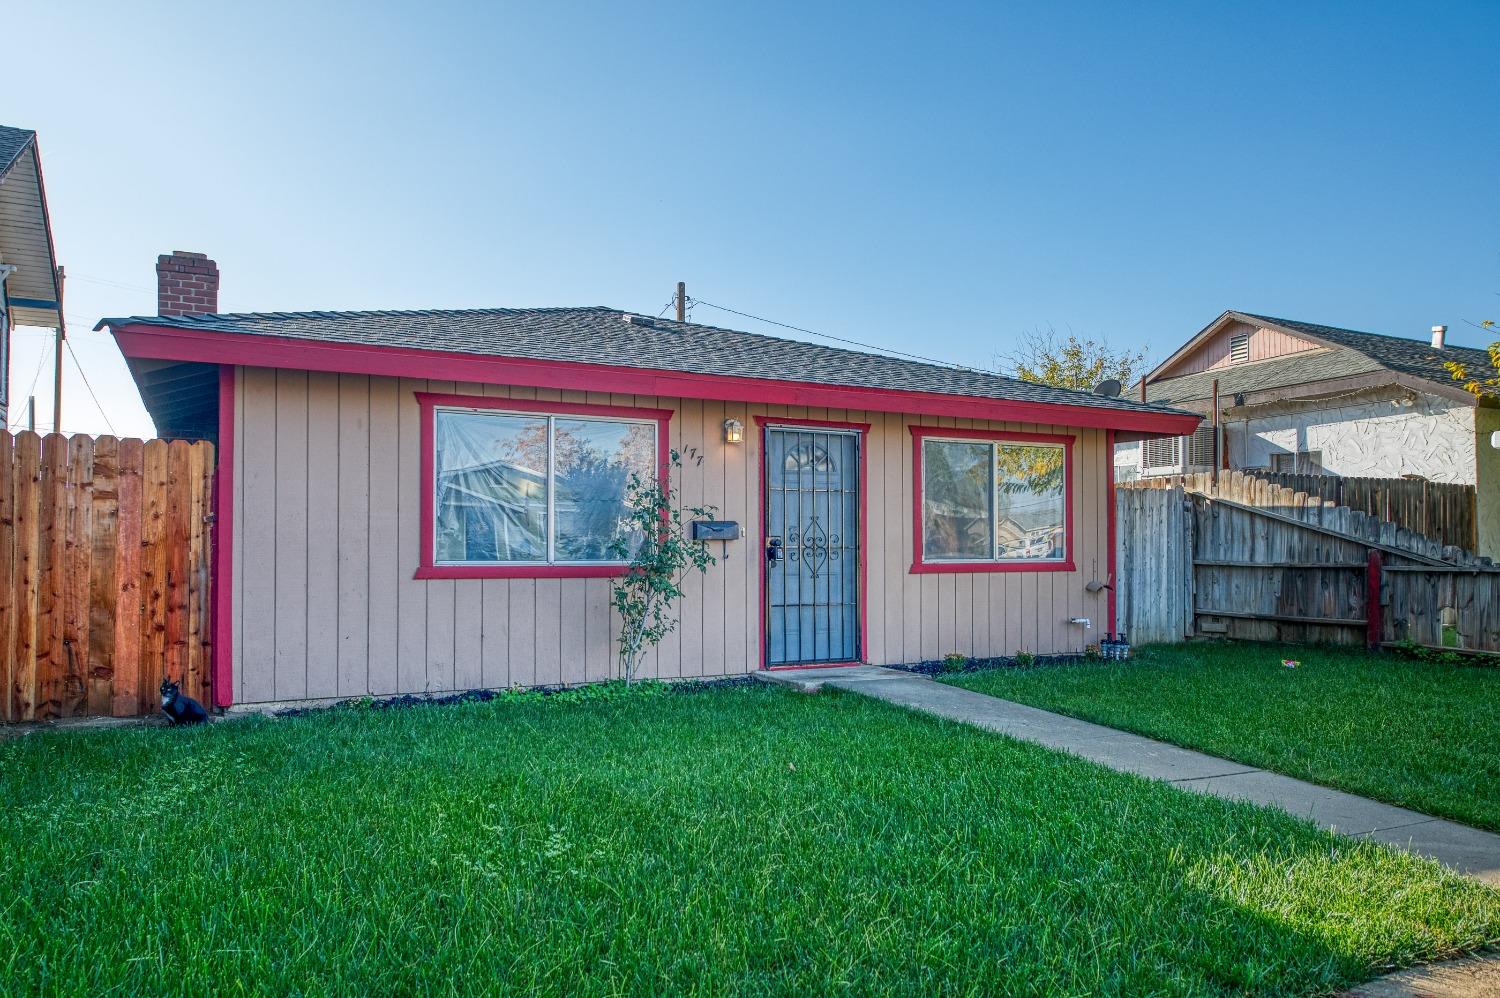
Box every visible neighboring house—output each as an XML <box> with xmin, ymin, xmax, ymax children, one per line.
<box><xmin>100</xmin><ymin>252</ymin><xmax>1196</xmax><ymax>709</ymax></box>
<box><xmin>0</xmin><ymin>126</ymin><xmax>63</xmax><ymax>427</ymax></box>
<box><xmin>1117</xmin><ymin>310</ymin><xmax>1500</xmax><ymax>557</ymax></box>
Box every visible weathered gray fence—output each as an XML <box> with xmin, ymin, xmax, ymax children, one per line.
<box><xmin>1126</xmin><ymin>470</ymin><xmax>1479</xmax><ymax>556</ymax></box>
<box><xmin>1385</xmin><ymin>567</ymin><xmax>1500</xmax><ymax>652</ymax></box>
<box><xmin>1114</xmin><ymin>487</ymin><xmax>1193</xmax><ymax>644</ymax></box>
<box><xmin>1246</xmin><ymin>471</ymin><xmax>1476</xmax><ymax>553</ymax></box>
<box><xmin>1116</xmin><ymin>484</ymin><xmax>1500</xmax><ymax>655</ymax></box>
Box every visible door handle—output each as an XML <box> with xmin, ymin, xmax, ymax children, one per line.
<box><xmin>766</xmin><ymin>537</ymin><xmax>784</xmax><ymax>564</ymax></box>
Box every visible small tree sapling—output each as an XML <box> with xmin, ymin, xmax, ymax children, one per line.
<box><xmin>609</xmin><ymin>452</ymin><xmax>717</xmax><ymax>684</ymax></box>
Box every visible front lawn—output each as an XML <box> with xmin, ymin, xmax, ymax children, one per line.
<box><xmin>943</xmin><ymin>642</ymin><xmax>1500</xmax><ymax>831</ymax></box>
<box><xmin>2</xmin><ymin>683</ymin><xmax>1498</xmax><ymax>995</ymax></box>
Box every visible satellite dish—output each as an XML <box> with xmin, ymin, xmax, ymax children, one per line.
<box><xmin>1093</xmin><ymin>379</ymin><xmax>1123</xmax><ymax>398</ymax></box>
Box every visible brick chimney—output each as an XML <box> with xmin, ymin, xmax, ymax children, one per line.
<box><xmin>156</xmin><ymin>251</ymin><xmax>219</xmax><ymax>315</ymax></box>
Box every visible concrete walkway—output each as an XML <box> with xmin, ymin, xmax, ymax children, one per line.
<box><xmin>1342</xmin><ymin>951</ymin><xmax>1500</xmax><ymax>997</ymax></box>
<box><xmin>758</xmin><ymin>666</ymin><xmax>1500</xmax><ymax>886</ymax></box>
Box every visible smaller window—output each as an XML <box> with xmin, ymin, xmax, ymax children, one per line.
<box><xmin>1271</xmin><ymin>451</ymin><xmax>1323</xmax><ymax>475</ymax></box>
<box><xmin>912</xmin><ymin>427</ymin><xmax>1074</xmax><ymax>573</ymax></box>
<box><xmin>1142</xmin><ymin>435</ymin><xmax>1178</xmax><ymax>471</ymax></box>
<box><xmin>1229</xmin><ymin>332</ymin><xmax>1250</xmax><ymax>363</ymax></box>
<box><xmin>1184</xmin><ymin>425</ymin><xmax>1217</xmax><ymax>469</ymax></box>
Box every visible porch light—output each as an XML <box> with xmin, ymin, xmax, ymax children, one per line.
<box><xmin>723</xmin><ymin>418</ymin><xmax>744</xmax><ymax>444</ymax></box>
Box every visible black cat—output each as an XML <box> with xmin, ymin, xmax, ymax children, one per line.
<box><xmin>160</xmin><ymin>678</ymin><xmax>210</xmax><ymax>726</ymax></box>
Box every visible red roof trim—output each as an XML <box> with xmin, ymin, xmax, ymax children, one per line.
<box><xmin>108</xmin><ymin>322</ymin><xmax>1200</xmax><ymax>436</ymax></box>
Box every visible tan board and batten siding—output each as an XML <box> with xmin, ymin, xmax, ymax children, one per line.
<box><xmin>231</xmin><ymin>368</ymin><xmax>1114</xmax><ymax>703</ymax></box>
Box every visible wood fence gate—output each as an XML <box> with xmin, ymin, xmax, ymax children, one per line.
<box><xmin>0</xmin><ymin>431</ymin><xmax>215</xmax><ymax>722</ymax></box>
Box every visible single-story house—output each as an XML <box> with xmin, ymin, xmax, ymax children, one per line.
<box><xmin>101</xmin><ymin>252</ymin><xmax>1197</xmax><ymax>709</ymax></box>
<box><xmin>1117</xmin><ymin>310</ymin><xmax>1500</xmax><ymax>557</ymax></box>
<box><xmin>0</xmin><ymin>125</ymin><xmax>64</xmax><ymax>427</ymax></box>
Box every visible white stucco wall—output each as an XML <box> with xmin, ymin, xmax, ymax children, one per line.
<box><xmin>1228</xmin><ymin>394</ymin><xmax>1476</xmax><ymax>484</ymax></box>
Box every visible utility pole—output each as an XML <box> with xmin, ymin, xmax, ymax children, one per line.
<box><xmin>1210</xmin><ymin>377</ymin><xmax>1220</xmax><ymax>490</ymax></box>
<box><xmin>676</xmin><ymin>282</ymin><xmax>686</xmax><ymax>323</ymax></box>
<box><xmin>52</xmin><ymin>265</ymin><xmax>66</xmax><ymax>433</ymax></box>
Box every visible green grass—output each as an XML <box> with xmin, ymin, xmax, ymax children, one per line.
<box><xmin>943</xmin><ymin>642</ymin><xmax>1500</xmax><ymax>832</ymax></box>
<box><xmin>2</xmin><ymin>683</ymin><xmax>1498</xmax><ymax>995</ymax></box>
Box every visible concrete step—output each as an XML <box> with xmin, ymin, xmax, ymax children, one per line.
<box><xmin>753</xmin><ymin>665</ymin><xmax>915</xmax><ymax>693</ymax></box>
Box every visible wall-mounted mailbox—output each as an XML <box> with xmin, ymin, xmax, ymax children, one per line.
<box><xmin>692</xmin><ymin>520</ymin><xmax>741</xmax><ymax>541</ymax></box>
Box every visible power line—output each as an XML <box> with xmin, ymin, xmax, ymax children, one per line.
<box><xmin>8</xmin><ymin>348</ymin><xmax>48</xmax><ymax>430</ymax></box>
<box><xmin>69</xmin><ymin>273</ymin><xmax>154</xmax><ymax>294</ymax></box>
<box><xmin>65</xmin><ymin>339</ymin><xmax>117</xmax><ymax>436</ymax></box>
<box><xmin>687</xmin><ymin>296</ymin><xmax>984</xmax><ymax>373</ymax></box>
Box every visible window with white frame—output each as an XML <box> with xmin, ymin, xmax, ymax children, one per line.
<box><xmin>433</xmin><ymin>407</ymin><xmax>658</xmax><ymax>565</ymax></box>
<box><xmin>918</xmin><ymin>434</ymin><xmax>1068</xmax><ymax>564</ymax></box>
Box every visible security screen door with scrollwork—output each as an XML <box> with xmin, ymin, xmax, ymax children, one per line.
<box><xmin>765</xmin><ymin>427</ymin><xmax>860</xmax><ymax>665</ymax></box>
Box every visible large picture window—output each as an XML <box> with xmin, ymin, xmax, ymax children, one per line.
<box><xmin>911</xmin><ymin>427</ymin><xmax>1074</xmax><ymax>573</ymax></box>
<box><xmin>417</xmin><ymin>394</ymin><xmax>671</xmax><ymax>579</ymax></box>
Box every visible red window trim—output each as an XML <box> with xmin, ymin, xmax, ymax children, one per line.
<box><xmin>909</xmin><ymin>425</ymin><xmax>1076</xmax><ymax>574</ymax></box>
<box><xmin>415</xmin><ymin>392</ymin><xmax>674</xmax><ymax>579</ymax></box>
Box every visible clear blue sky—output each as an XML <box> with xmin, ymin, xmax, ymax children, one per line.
<box><xmin>8</xmin><ymin>0</ymin><xmax>1499</xmax><ymax>438</ymax></box>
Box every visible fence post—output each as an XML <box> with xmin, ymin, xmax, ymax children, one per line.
<box><xmin>1366</xmin><ymin>549</ymin><xmax>1383</xmax><ymax>650</ymax></box>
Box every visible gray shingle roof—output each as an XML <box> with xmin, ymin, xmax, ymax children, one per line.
<box><xmin>0</xmin><ymin>126</ymin><xmax>35</xmax><ymax>179</ymax></box>
<box><xmin>100</xmin><ymin>307</ymin><xmax>1187</xmax><ymax>416</ymax></box>
<box><xmin>1145</xmin><ymin>348</ymin><xmax>1382</xmax><ymax>405</ymax></box>
<box><xmin>1147</xmin><ymin>312</ymin><xmax>1492</xmax><ymax>404</ymax></box>
<box><xmin>1239</xmin><ymin>314</ymin><xmax>1491</xmax><ymax>385</ymax></box>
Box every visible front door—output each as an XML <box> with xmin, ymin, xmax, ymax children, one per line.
<box><xmin>765</xmin><ymin>426</ymin><xmax>860</xmax><ymax>666</ymax></box>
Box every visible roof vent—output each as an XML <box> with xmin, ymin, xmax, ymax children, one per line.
<box><xmin>1431</xmin><ymin>324</ymin><xmax>1447</xmax><ymax>349</ymax></box>
<box><xmin>622</xmin><ymin>313</ymin><xmax>657</xmax><ymax>328</ymax></box>
<box><xmin>1229</xmin><ymin>332</ymin><xmax>1250</xmax><ymax>363</ymax></box>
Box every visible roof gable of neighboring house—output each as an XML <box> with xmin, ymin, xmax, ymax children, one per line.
<box><xmin>1142</xmin><ymin>310</ymin><xmax>1489</xmax><ymax>407</ymax></box>
<box><xmin>0</xmin><ymin>125</ymin><xmax>61</xmax><ymax>329</ymax></box>
<box><xmin>0</xmin><ymin>128</ymin><xmax>34</xmax><ymax>176</ymax></box>
<box><xmin>99</xmin><ymin>307</ymin><xmax>1201</xmax><ymax>437</ymax></box>
<box><xmin>1153</xmin><ymin>317</ymin><xmax>1324</xmax><ymax>381</ymax></box>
